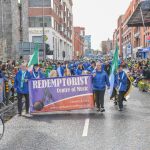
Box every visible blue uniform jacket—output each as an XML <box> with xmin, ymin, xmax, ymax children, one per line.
<box><xmin>92</xmin><ymin>70</ymin><xmax>110</xmax><ymax>91</ymax></box>
<box><xmin>31</xmin><ymin>70</ymin><xmax>46</xmax><ymax>79</ymax></box>
<box><xmin>75</xmin><ymin>68</ymin><xmax>83</xmax><ymax>75</ymax></box>
<box><xmin>57</xmin><ymin>66</ymin><xmax>64</xmax><ymax>77</ymax></box>
<box><xmin>14</xmin><ymin>70</ymin><xmax>31</xmax><ymax>94</ymax></box>
<box><xmin>87</xmin><ymin>66</ymin><xmax>95</xmax><ymax>73</ymax></box>
<box><xmin>118</xmin><ymin>71</ymin><xmax>127</xmax><ymax>91</ymax></box>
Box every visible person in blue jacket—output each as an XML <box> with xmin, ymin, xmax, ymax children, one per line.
<box><xmin>14</xmin><ymin>63</ymin><xmax>31</xmax><ymax>115</ymax></box>
<box><xmin>75</xmin><ymin>63</ymin><xmax>84</xmax><ymax>75</ymax></box>
<box><xmin>92</xmin><ymin>62</ymin><xmax>110</xmax><ymax>112</ymax></box>
<box><xmin>57</xmin><ymin>62</ymin><xmax>64</xmax><ymax>77</ymax></box>
<box><xmin>118</xmin><ymin>65</ymin><xmax>127</xmax><ymax>111</ymax></box>
<box><xmin>31</xmin><ymin>64</ymin><xmax>46</xmax><ymax>79</ymax></box>
<box><xmin>39</xmin><ymin>65</ymin><xmax>46</xmax><ymax>79</ymax></box>
<box><xmin>87</xmin><ymin>61</ymin><xmax>96</xmax><ymax>74</ymax></box>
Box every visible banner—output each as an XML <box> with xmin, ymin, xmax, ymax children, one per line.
<box><xmin>0</xmin><ymin>79</ymin><xmax>4</xmax><ymax>103</ymax></box>
<box><xmin>29</xmin><ymin>75</ymin><xmax>94</xmax><ymax>114</ymax></box>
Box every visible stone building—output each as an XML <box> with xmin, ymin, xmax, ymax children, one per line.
<box><xmin>0</xmin><ymin>0</ymin><xmax>28</xmax><ymax>61</ymax></box>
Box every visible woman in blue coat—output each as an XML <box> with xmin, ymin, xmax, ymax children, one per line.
<box><xmin>92</xmin><ymin>62</ymin><xmax>110</xmax><ymax>112</ymax></box>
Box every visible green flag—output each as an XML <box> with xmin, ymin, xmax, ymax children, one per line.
<box><xmin>28</xmin><ymin>43</ymin><xmax>39</xmax><ymax>67</ymax></box>
<box><xmin>109</xmin><ymin>43</ymin><xmax>119</xmax><ymax>96</ymax></box>
<box><xmin>111</xmin><ymin>44</ymin><xmax>119</xmax><ymax>73</ymax></box>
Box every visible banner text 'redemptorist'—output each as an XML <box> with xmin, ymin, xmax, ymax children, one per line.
<box><xmin>32</xmin><ymin>76</ymin><xmax>90</xmax><ymax>89</ymax></box>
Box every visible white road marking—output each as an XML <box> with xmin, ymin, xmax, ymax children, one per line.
<box><xmin>82</xmin><ymin>118</ymin><xmax>90</xmax><ymax>137</ymax></box>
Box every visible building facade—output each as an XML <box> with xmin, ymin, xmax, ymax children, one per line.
<box><xmin>28</xmin><ymin>0</ymin><xmax>73</xmax><ymax>61</ymax></box>
<box><xmin>113</xmin><ymin>0</ymin><xmax>150</xmax><ymax>59</ymax></box>
<box><xmin>0</xmin><ymin>0</ymin><xmax>28</xmax><ymax>60</ymax></box>
<box><xmin>73</xmin><ymin>27</ymin><xmax>85</xmax><ymax>59</ymax></box>
<box><xmin>84</xmin><ymin>35</ymin><xmax>91</xmax><ymax>54</ymax></box>
<box><xmin>101</xmin><ymin>39</ymin><xmax>113</xmax><ymax>54</ymax></box>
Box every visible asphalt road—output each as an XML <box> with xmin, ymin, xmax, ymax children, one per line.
<box><xmin>0</xmin><ymin>87</ymin><xmax>150</xmax><ymax>150</ymax></box>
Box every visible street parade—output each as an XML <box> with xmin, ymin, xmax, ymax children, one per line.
<box><xmin>0</xmin><ymin>55</ymin><xmax>149</xmax><ymax>114</ymax></box>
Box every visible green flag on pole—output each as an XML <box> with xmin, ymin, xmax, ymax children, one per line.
<box><xmin>109</xmin><ymin>43</ymin><xmax>119</xmax><ymax>96</ymax></box>
<box><xmin>28</xmin><ymin>43</ymin><xmax>39</xmax><ymax>67</ymax></box>
<box><xmin>111</xmin><ymin>44</ymin><xmax>119</xmax><ymax>73</ymax></box>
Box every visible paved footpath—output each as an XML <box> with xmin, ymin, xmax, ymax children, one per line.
<box><xmin>0</xmin><ymin>88</ymin><xmax>150</xmax><ymax>150</ymax></box>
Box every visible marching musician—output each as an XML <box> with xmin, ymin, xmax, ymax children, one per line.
<box><xmin>14</xmin><ymin>63</ymin><xmax>31</xmax><ymax>116</ymax></box>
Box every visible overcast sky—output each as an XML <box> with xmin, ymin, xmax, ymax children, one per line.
<box><xmin>73</xmin><ymin>0</ymin><xmax>132</xmax><ymax>50</ymax></box>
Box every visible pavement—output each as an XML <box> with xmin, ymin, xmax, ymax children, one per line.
<box><xmin>0</xmin><ymin>87</ymin><xmax>150</xmax><ymax>150</ymax></box>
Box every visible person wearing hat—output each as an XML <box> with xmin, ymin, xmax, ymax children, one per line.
<box><xmin>14</xmin><ymin>63</ymin><xmax>31</xmax><ymax>115</ymax></box>
<box><xmin>92</xmin><ymin>62</ymin><xmax>110</xmax><ymax>112</ymax></box>
<box><xmin>118</xmin><ymin>65</ymin><xmax>128</xmax><ymax>111</ymax></box>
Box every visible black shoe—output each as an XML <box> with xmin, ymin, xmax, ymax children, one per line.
<box><xmin>18</xmin><ymin>113</ymin><xmax>22</xmax><ymax>116</ymax></box>
<box><xmin>97</xmin><ymin>108</ymin><xmax>100</xmax><ymax>112</ymax></box>
<box><xmin>100</xmin><ymin>108</ymin><xmax>105</xmax><ymax>112</ymax></box>
<box><xmin>114</xmin><ymin>102</ymin><xmax>117</xmax><ymax>105</ymax></box>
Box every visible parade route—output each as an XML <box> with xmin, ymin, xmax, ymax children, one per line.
<box><xmin>0</xmin><ymin>87</ymin><xmax>150</xmax><ymax>150</ymax></box>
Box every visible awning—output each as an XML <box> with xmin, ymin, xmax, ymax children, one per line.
<box><xmin>127</xmin><ymin>0</ymin><xmax>150</xmax><ymax>27</ymax></box>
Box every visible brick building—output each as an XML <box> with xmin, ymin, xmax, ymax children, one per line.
<box><xmin>101</xmin><ymin>39</ymin><xmax>113</xmax><ymax>54</ymax></box>
<box><xmin>113</xmin><ymin>0</ymin><xmax>150</xmax><ymax>59</ymax></box>
<box><xmin>73</xmin><ymin>27</ymin><xmax>85</xmax><ymax>59</ymax></box>
<box><xmin>0</xmin><ymin>0</ymin><xmax>28</xmax><ymax>61</ymax></box>
<box><xmin>28</xmin><ymin>0</ymin><xmax>73</xmax><ymax>61</ymax></box>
